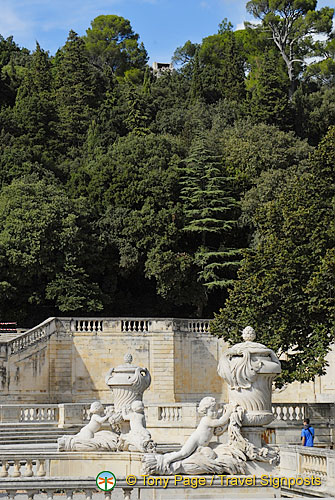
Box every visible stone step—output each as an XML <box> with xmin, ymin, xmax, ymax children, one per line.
<box><xmin>0</xmin><ymin>428</ymin><xmax>80</xmax><ymax>433</ymax></box>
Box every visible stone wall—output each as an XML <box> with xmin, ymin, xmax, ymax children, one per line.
<box><xmin>0</xmin><ymin>317</ymin><xmax>227</xmax><ymax>404</ymax></box>
<box><xmin>0</xmin><ymin>316</ymin><xmax>334</xmax><ymax>405</ymax></box>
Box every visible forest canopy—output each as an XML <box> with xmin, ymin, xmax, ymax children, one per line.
<box><xmin>0</xmin><ymin>3</ymin><xmax>334</xmax><ymax>383</ymax></box>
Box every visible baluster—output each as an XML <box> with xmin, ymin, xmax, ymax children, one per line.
<box><xmin>123</xmin><ymin>488</ymin><xmax>133</xmax><ymax>500</ymax></box>
<box><xmin>66</xmin><ymin>490</ymin><xmax>73</xmax><ymax>500</ymax></box>
<box><xmin>24</xmin><ymin>459</ymin><xmax>33</xmax><ymax>477</ymax></box>
<box><xmin>46</xmin><ymin>490</ymin><xmax>55</xmax><ymax>500</ymax></box>
<box><xmin>84</xmin><ymin>490</ymin><xmax>92</xmax><ymax>500</ymax></box>
<box><xmin>37</xmin><ymin>459</ymin><xmax>46</xmax><ymax>477</ymax></box>
<box><xmin>291</xmin><ymin>406</ymin><xmax>297</xmax><ymax>420</ymax></box>
<box><xmin>27</xmin><ymin>492</ymin><xmax>35</xmax><ymax>500</ymax></box>
<box><xmin>13</xmin><ymin>460</ymin><xmax>21</xmax><ymax>477</ymax></box>
<box><xmin>0</xmin><ymin>460</ymin><xmax>8</xmax><ymax>477</ymax></box>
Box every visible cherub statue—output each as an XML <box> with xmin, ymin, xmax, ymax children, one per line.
<box><xmin>118</xmin><ymin>401</ymin><xmax>156</xmax><ymax>452</ymax></box>
<box><xmin>58</xmin><ymin>401</ymin><xmax>118</xmax><ymax>452</ymax></box>
<box><xmin>76</xmin><ymin>402</ymin><xmax>113</xmax><ymax>439</ymax></box>
<box><xmin>162</xmin><ymin>397</ymin><xmax>235</xmax><ymax>469</ymax></box>
<box><xmin>143</xmin><ymin>397</ymin><xmax>236</xmax><ymax>475</ymax></box>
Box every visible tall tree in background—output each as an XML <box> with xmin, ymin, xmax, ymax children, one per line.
<box><xmin>246</xmin><ymin>0</ymin><xmax>334</xmax><ymax>97</ymax></box>
<box><xmin>84</xmin><ymin>15</ymin><xmax>148</xmax><ymax>75</ymax></box>
<box><xmin>181</xmin><ymin>134</ymin><xmax>241</xmax><ymax>313</ymax></box>
<box><xmin>13</xmin><ymin>43</ymin><xmax>57</xmax><ymax>163</ymax></box>
<box><xmin>249</xmin><ymin>51</ymin><xmax>291</xmax><ymax>128</ymax></box>
<box><xmin>54</xmin><ymin>30</ymin><xmax>97</xmax><ymax>154</ymax></box>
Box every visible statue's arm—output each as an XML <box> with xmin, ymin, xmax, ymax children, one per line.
<box><xmin>208</xmin><ymin>405</ymin><xmax>234</xmax><ymax>428</ymax></box>
<box><xmin>95</xmin><ymin>414</ymin><xmax>110</xmax><ymax>424</ymax></box>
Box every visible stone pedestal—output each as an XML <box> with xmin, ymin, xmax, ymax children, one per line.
<box><xmin>241</xmin><ymin>426</ymin><xmax>263</xmax><ymax>448</ymax></box>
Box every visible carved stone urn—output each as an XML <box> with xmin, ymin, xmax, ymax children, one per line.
<box><xmin>218</xmin><ymin>326</ymin><xmax>281</xmax><ymax>447</ymax></box>
<box><xmin>105</xmin><ymin>353</ymin><xmax>151</xmax><ymax>432</ymax></box>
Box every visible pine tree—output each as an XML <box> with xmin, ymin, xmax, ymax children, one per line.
<box><xmin>181</xmin><ymin>134</ymin><xmax>241</xmax><ymax>291</ymax></box>
<box><xmin>14</xmin><ymin>43</ymin><xmax>57</xmax><ymax>155</ymax></box>
<box><xmin>249</xmin><ymin>51</ymin><xmax>291</xmax><ymax>129</ymax></box>
<box><xmin>54</xmin><ymin>30</ymin><xmax>97</xmax><ymax>152</ymax></box>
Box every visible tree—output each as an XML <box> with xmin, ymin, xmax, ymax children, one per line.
<box><xmin>13</xmin><ymin>43</ymin><xmax>58</xmax><ymax>164</ymax></box>
<box><xmin>84</xmin><ymin>15</ymin><xmax>148</xmax><ymax>75</ymax></box>
<box><xmin>248</xmin><ymin>51</ymin><xmax>292</xmax><ymax>128</ymax></box>
<box><xmin>54</xmin><ymin>30</ymin><xmax>97</xmax><ymax>154</ymax></box>
<box><xmin>246</xmin><ymin>0</ymin><xmax>334</xmax><ymax>97</ymax></box>
<box><xmin>0</xmin><ymin>175</ymin><xmax>103</xmax><ymax>323</ymax></box>
<box><xmin>180</xmin><ymin>134</ymin><xmax>241</xmax><ymax>306</ymax></box>
<box><xmin>211</xmin><ymin>126</ymin><xmax>335</xmax><ymax>385</ymax></box>
<box><xmin>197</xmin><ymin>30</ymin><xmax>246</xmax><ymax>103</ymax></box>
<box><xmin>172</xmin><ymin>40</ymin><xmax>200</xmax><ymax>67</ymax></box>
<box><xmin>220</xmin><ymin>121</ymin><xmax>312</xmax><ymax>189</ymax></box>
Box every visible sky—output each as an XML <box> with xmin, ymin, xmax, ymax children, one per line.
<box><xmin>0</xmin><ymin>0</ymin><xmax>333</xmax><ymax>63</ymax></box>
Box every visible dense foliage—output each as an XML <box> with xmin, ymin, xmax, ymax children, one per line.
<box><xmin>0</xmin><ymin>5</ymin><xmax>334</xmax><ymax>382</ymax></box>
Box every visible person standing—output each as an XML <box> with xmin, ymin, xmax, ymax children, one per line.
<box><xmin>301</xmin><ymin>418</ymin><xmax>314</xmax><ymax>447</ymax></box>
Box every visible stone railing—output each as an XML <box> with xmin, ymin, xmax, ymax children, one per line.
<box><xmin>0</xmin><ymin>477</ymin><xmax>135</xmax><ymax>500</ymax></box>
<box><xmin>0</xmin><ymin>402</ymin><xmax>199</xmax><ymax>432</ymax></box>
<box><xmin>20</xmin><ymin>405</ymin><xmax>59</xmax><ymax>423</ymax></box>
<box><xmin>0</xmin><ymin>317</ymin><xmax>59</xmax><ymax>356</ymax></box>
<box><xmin>0</xmin><ymin>404</ymin><xmax>60</xmax><ymax>424</ymax></box>
<box><xmin>300</xmin><ymin>451</ymin><xmax>328</xmax><ymax>477</ymax></box>
<box><xmin>1</xmin><ymin>402</ymin><xmax>334</xmax><ymax>427</ymax></box>
<box><xmin>272</xmin><ymin>403</ymin><xmax>307</xmax><ymax>422</ymax></box>
<box><xmin>68</xmin><ymin>317</ymin><xmax>212</xmax><ymax>335</ymax></box>
<box><xmin>0</xmin><ymin>317</ymin><xmax>213</xmax><ymax>358</ymax></box>
<box><xmin>272</xmin><ymin>402</ymin><xmax>335</xmax><ymax>423</ymax></box>
<box><xmin>0</xmin><ymin>457</ymin><xmax>46</xmax><ymax>477</ymax></box>
<box><xmin>0</xmin><ymin>475</ymin><xmax>280</xmax><ymax>500</ymax></box>
<box><xmin>280</xmin><ymin>445</ymin><xmax>335</xmax><ymax>494</ymax></box>
<box><xmin>158</xmin><ymin>405</ymin><xmax>182</xmax><ymax>422</ymax></box>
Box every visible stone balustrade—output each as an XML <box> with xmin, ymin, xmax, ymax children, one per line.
<box><xmin>272</xmin><ymin>403</ymin><xmax>307</xmax><ymax>422</ymax></box>
<box><xmin>272</xmin><ymin>402</ymin><xmax>335</xmax><ymax>424</ymax></box>
<box><xmin>1</xmin><ymin>402</ymin><xmax>334</xmax><ymax>428</ymax></box>
<box><xmin>0</xmin><ymin>478</ymin><xmax>134</xmax><ymax>500</ymax></box>
<box><xmin>280</xmin><ymin>445</ymin><xmax>335</xmax><ymax>495</ymax></box>
<box><xmin>0</xmin><ymin>317</ymin><xmax>212</xmax><ymax>357</ymax></box>
<box><xmin>0</xmin><ymin>457</ymin><xmax>46</xmax><ymax>477</ymax></box>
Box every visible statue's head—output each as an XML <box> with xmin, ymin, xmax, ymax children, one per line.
<box><xmin>131</xmin><ymin>400</ymin><xmax>144</xmax><ymax>413</ymax></box>
<box><xmin>89</xmin><ymin>401</ymin><xmax>104</xmax><ymax>415</ymax></box>
<box><xmin>242</xmin><ymin>326</ymin><xmax>256</xmax><ymax>342</ymax></box>
<box><xmin>198</xmin><ymin>396</ymin><xmax>217</xmax><ymax>416</ymax></box>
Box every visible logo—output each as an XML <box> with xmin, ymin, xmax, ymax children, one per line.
<box><xmin>96</xmin><ymin>471</ymin><xmax>116</xmax><ymax>491</ymax></box>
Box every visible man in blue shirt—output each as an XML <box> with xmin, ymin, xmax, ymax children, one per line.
<box><xmin>301</xmin><ymin>418</ymin><xmax>314</xmax><ymax>447</ymax></box>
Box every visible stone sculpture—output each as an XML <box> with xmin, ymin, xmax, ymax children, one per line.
<box><xmin>142</xmin><ymin>326</ymin><xmax>281</xmax><ymax>475</ymax></box>
<box><xmin>218</xmin><ymin>326</ymin><xmax>281</xmax><ymax>452</ymax></box>
<box><xmin>58</xmin><ymin>401</ymin><xmax>119</xmax><ymax>452</ymax></box>
<box><xmin>118</xmin><ymin>401</ymin><xmax>156</xmax><ymax>453</ymax></box>
<box><xmin>58</xmin><ymin>354</ymin><xmax>156</xmax><ymax>453</ymax></box>
<box><xmin>105</xmin><ymin>353</ymin><xmax>151</xmax><ymax>434</ymax></box>
<box><xmin>142</xmin><ymin>397</ymin><xmax>245</xmax><ymax>475</ymax></box>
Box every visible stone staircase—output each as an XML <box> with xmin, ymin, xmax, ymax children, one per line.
<box><xmin>0</xmin><ymin>424</ymin><xmax>82</xmax><ymax>445</ymax></box>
